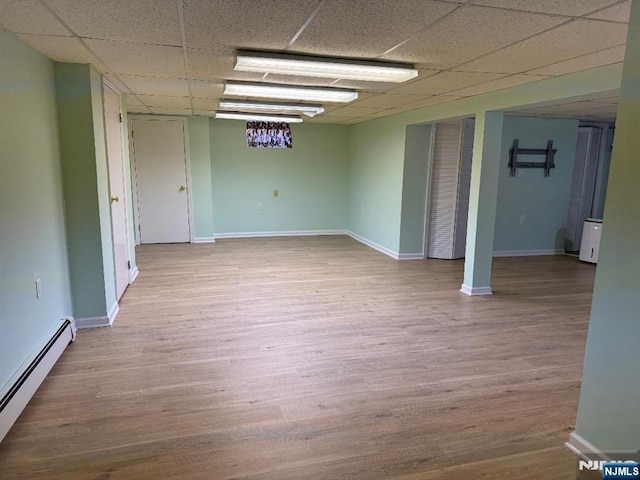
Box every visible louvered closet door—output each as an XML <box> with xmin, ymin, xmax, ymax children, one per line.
<box><xmin>453</xmin><ymin>118</ymin><xmax>475</xmax><ymax>259</ymax></box>
<box><xmin>427</xmin><ymin>121</ymin><xmax>463</xmax><ymax>259</ymax></box>
<box><xmin>565</xmin><ymin>127</ymin><xmax>602</xmax><ymax>253</ymax></box>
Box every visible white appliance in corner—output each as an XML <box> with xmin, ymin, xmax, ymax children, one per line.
<box><xmin>579</xmin><ymin>219</ymin><xmax>603</xmax><ymax>263</ymax></box>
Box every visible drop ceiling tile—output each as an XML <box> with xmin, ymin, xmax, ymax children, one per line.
<box><xmin>183</xmin><ymin>0</ymin><xmax>319</xmax><ymax>50</ymax></box>
<box><xmin>125</xmin><ymin>95</ymin><xmax>144</xmax><ymax>106</ymax></box>
<box><xmin>137</xmin><ymin>95</ymin><xmax>191</xmax><ymax>109</ymax></box>
<box><xmin>192</xmin><ymin>98</ymin><xmax>219</xmax><ymax>110</ymax></box>
<box><xmin>587</xmin><ymin>0</ymin><xmax>631</xmax><ymax>22</ymax></box>
<box><xmin>325</xmin><ymin>106</ymin><xmax>384</xmax><ymax>117</ymax></box>
<box><xmin>471</xmin><ymin>0</ymin><xmax>619</xmax><ymax>16</ymax></box>
<box><xmin>383</xmin><ymin>6</ymin><xmax>566</xmax><ymax>70</ymax></box>
<box><xmin>85</xmin><ymin>39</ymin><xmax>186</xmax><ymax>78</ymax></box>
<box><xmin>17</xmin><ymin>34</ymin><xmax>105</xmax><ymax>68</ymax></box>
<box><xmin>190</xmin><ymin>81</ymin><xmax>224</xmax><ymax>99</ymax></box>
<box><xmin>127</xmin><ymin>105</ymin><xmax>152</xmax><ymax>113</ymax></box>
<box><xmin>263</xmin><ymin>74</ymin><xmax>336</xmax><ymax>86</ymax></box>
<box><xmin>448</xmin><ymin>74</ymin><xmax>550</xmax><ymax>96</ymax></box>
<box><xmin>306</xmin><ymin>115</ymin><xmax>353</xmax><ymax>124</ymax></box>
<box><xmin>399</xmin><ymin>95</ymin><xmax>463</xmax><ymax>109</ymax></box>
<box><xmin>103</xmin><ymin>74</ymin><xmax>131</xmax><ymax>93</ymax></box>
<box><xmin>119</xmin><ymin>75</ymin><xmax>190</xmax><ymax>97</ymax></box>
<box><xmin>390</xmin><ymin>71</ymin><xmax>504</xmax><ymax>95</ymax></box>
<box><xmin>0</xmin><ymin>0</ymin><xmax>70</xmax><ymax>35</ymax></box>
<box><xmin>458</xmin><ymin>19</ymin><xmax>628</xmax><ymax>74</ymax></box>
<box><xmin>527</xmin><ymin>45</ymin><xmax>626</xmax><ymax>76</ymax></box>
<box><xmin>339</xmin><ymin>118</ymin><xmax>367</xmax><ymax>125</ymax></box>
<box><xmin>47</xmin><ymin>0</ymin><xmax>182</xmax><ymax>46</ymax></box>
<box><xmin>148</xmin><ymin>107</ymin><xmax>193</xmax><ymax>116</ymax></box>
<box><xmin>187</xmin><ymin>49</ymin><xmax>264</xmax><ymax>82</ymax></box>
<box><xmin>352</xmin><ymin>93</ymin><xmax>425</xmax><ymax>109</ymax></box>
<box><xmin>193</xmin><ymin>110</ymin><xmax>216</xmax><ymax>117</ymax></box>
<box><xmin>290</xmin><ymin>0</ymin><xmax>458</xmax><ymax>58</ymax></box>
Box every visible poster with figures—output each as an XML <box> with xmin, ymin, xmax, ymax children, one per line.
<box><xmin>246</xmin><ymin>121</ymin><xmax>292</xmax><ymax>148</ymax></box>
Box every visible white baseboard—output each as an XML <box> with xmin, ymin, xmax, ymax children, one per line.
<box><xmin>0</xmin><ymin>319</ymin><xmax>74</xmax><ymax>441</ymax></box>
<box><xmin>397</xmin><ymin>253</ymin><xmax>424</xmax><ymax>260</ymax></box>
<box><xmin>75</xmin><ymin>301</ymin><xmax>119</xmax><ymax>329</ymax></box>
<box><xmin>193</xmin><ymin>237</ymin><xmax>216</xmax><ymax>243</ymax></box>
<box><xmin>346</xmin><ymin>231</ymin><xmax>399</xmax><ymax>259</ymax></box>
<box><xmin>565</xmin><ymin>431</ymin><xmax>610</xmax><ymax>462</ymax></box>
<box><xmin>493</xmin><ymin>249</ymin><xmax>565</xmax><ymax>257</ymax></box>
<box><xmin>460</xmin><ymin>284</ymin><xmax>493</xmax><ymax>296</ymax></box>
<box><xmin>214</xmin><ymin>230</ymin><xmax>347</xmax><ymax>239</ymax></box>
<box><xmin>129</xmin><ymin>266</ymin><xmax>139</xmax><ymax>283</ymax></box>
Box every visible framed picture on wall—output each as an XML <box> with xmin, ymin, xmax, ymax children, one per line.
<box><xmin>246</xmin><ymin>121</ymin><xmax>292</xmax><ymax>149</ymax></box>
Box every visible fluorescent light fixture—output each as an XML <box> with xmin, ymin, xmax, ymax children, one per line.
<box><xmin>218</xmin><ymin>100</ymin><xmax>325</xmax><ymax>117</ymax></box>
<box><xmin>214</xmin><ymin>111</ymin><xmax>303</xmax><ymax>123</ymax></box>
<box><xmin>224</xmin><ymin>81</ymin><xmax>358</xmax><ymax>103</ymax></box>
<box><xmin>235</xmin><ymin>50</ymin><xmax>418</xmax><ymax>83</ymax></box>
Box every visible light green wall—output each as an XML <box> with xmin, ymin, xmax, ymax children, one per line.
<box><xmin>188</xmin><ymin>116</ymin><xmax>214</xmax><ymax>238</ymax></box>
<box><xmin>494</xmin><ymin>116</ymin><xmax>579</xmax><ymax>252</ymax></box>
<box><xmin>398</xmin><ymin>125</ymin><xmax>432</xmax><ymax>255</ymax></box>
<box><xmin>575</xmin><ymin>0</ymin><xmax>640</xmax><ymax>451</ymax></box>
<box><xmin>348</xmin><ymin>121</ymin><xmax>406</xmax><ymax>252</ymax></box>
<box><xmin>209</xmin><ymin>119</ymin><xmax>349</xmax><ymax>234</ymax></box>
<box><xmin>54</xmin><ymin>63</ymin><xmax>115</xmax><ymax>319</ymax></box>
<box><xmin>0</xmin><ymin>31</ymin><xmax>72</xmax><ymax>387</ymax></box>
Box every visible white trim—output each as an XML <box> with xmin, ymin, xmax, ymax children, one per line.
<box><xmin>129</xmin><ymin>266</ymin><xmax>139</xmax><ymax>283</ymax></box>
<box><xmin>565</xmin><ymin>431</ymin><xmax>611</xmax><ymax>462</ymax></box>
<box><xmin>193</xmin><ymin>237</ymin><xmax>217</xmax><ymax>243</ymax></box>
<box><xmin>493</xmin><ymin>249</ymin><xmax>565</xmax><ymax>257</ymax></box>
<box><xmin>460</xmin><ymin>284</ymin><xmax>493</xmax><ymax>296</ymax></box>
<box><xmin>397</xmin><ymin>253</ymin><xmax>424</xmax><ymax>260</ymax></box>
<box><xmin>0</xmin><ymin>319</ymin><xmax>74</xmax><ymax>442</ymax></box>
<box><xmin>215</xmin><ymin>230</ymin><xmax>347</xmax><ymax>239</ymax></box>
<box><xmin>346</xmin><ymin>231</ymin><xmax>399</xmax><ymax>259</ymax></box>
<box><xmin>75</xmin><ymin>302</ymin><xmax>119</xmax><ymax>329</ymax></box>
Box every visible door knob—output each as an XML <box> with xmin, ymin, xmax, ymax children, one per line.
<box><xmin>179</xmin><ymin>185</ymin><xmax>186</xmax><ymax>192</ymax></box>
<box><xmin>110</xmin><ymin>196</ymin><xmax>119</xmax><ymax>203</ymax></box>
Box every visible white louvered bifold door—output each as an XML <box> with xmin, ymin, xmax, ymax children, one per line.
<box><xmin>565</xmin><ymin>127</ymin><xmax>602</xmax><ymax>253</ymax></box>
<box><xmin>427</xmin><ymin>121</ymin><xmax>463</xmax><ymax>259</ymax></box>
<box><xmin>452</xmin><ymin>118</ymin><xmax>475</xmax><ymax>259</ymax></box>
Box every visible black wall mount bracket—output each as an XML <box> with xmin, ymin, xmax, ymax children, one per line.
<box><xmin>508</xmin><ymin>139</ymin><xmax>556</xmax><ymax>177</ymax></box>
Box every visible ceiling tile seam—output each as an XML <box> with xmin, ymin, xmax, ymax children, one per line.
<box><xmin>387</xmin><ymin>2</ymin><xmax>628</xmax><ymax>92</ymax></box>
<box><xmin>70</xmin><ymin>36</ymin><xmax>183</xmax><ymax>48</ymax></box>
<box><xmin>38</xmin><ymin>0</ymin><xmax>147</xmax><ymax>110</ymax></box>
<box><xmin>419</xmin><ymin>17</ymin><xmax>579</xmax><ymax>82</ymax></box>
<box><xmin>582</xmin><ymin>0</ymin><xmax>630</xmax><ymax>19</ymax></box>
<box><xmin>177</xmin><ymin>0</ymin><xmax>194</xmax><ymax>113</ymax></box>
<box><xmin>458</xmin><ymin>4</ymin><xmax>603</xmax><ymax>21</ymax></box>
<box><xmin>285</xmin><ymin>0</ymin><xmax>327</xmax><ymax>50</ymax></box>
<box><xmin>521</xmin><ymin>44</ymin><xmax>627</xmax><ymax>75</ymax></box>
<box><xmin>381</xmin><ymin>2</ymin><xmax>470</xmax><ymax>57</ymax></box>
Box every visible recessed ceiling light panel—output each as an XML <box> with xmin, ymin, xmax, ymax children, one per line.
<box><xmin>218</xmin><ymin>100</ymin><xmax>324</xmax><ymax>117</ymax></box>
<box><xmin>235</xmin><ymin>50</ymin><xmax>418</xmax><ymax>83</ymax></box>
<box><xmin>214</xmin><ymin>111</ymin><xmax>304</xmax><ymax>123</ymax></box>
<box><xmin>224</xmin><ymin>81</ymin><xmax>358</xmax><ymax>103</ymax></box>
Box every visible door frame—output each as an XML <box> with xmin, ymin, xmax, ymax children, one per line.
<box><xmin>129</xmin><ymin>115</ymin><xmax>195</xmax><ymax>244</ymax></box>
<box><xmin>422</xmin><ymin>124</ymin><xmax>437</xmax><ymax>259</ymax></box>
<box><xmin>102</xmin><ymin>79</ymin><xmax>132</xmax><ymax>293</ymax></box>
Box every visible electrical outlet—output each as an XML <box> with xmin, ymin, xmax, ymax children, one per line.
<box><xmin>517</xmin><ymin>169</ymin><xmax>523</xmax><ymax>178</ymax></box>
<box><xmin>257</xmin><ymin>201</ymin><xmax>263</xmax><ymax>210</ymax></box>
<box><xmin>35</xmin><ymin>278</ymin><xmax>42</xmax><ymax>299</ymax></box>
<box><xmin>520</xmin><ymin>214</ymin><xmax>526</xmax><ymax>224</ymax></box>
<box><xmin>273</xmin><ymin>190</ymin><xmax>279</xmax><ymax>198</ymax></box>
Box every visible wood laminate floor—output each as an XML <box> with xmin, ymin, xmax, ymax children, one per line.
<box><xmin>0</xmin><ymin>236</ymin><xmax>596</xmax><ymax>479</ymax></box>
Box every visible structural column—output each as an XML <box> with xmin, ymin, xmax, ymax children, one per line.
<box><xmin>461</xmin><ymin>111</ymin><xmax>503</xmax><ymax>295</ymax></box>
<box><xmin>571</xmin><ymin>0</ymin><xmax>640</xmax><ymax>460</ymax></box>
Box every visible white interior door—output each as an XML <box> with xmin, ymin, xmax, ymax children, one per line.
<box><xmin>103</xmin><ymin>83</ymin><xmax>130</xmax><ymax>300</ymax></box>
<box><xmin>131</xmin><ymin>118</ymin><xmax>191</xmax><ymax>244</ymax></box>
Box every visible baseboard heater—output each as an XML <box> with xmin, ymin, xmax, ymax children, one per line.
<box><xmin>0</xmin><ymin>318</ymin><xmax>75</xmax><ymax>442</ymax></box>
